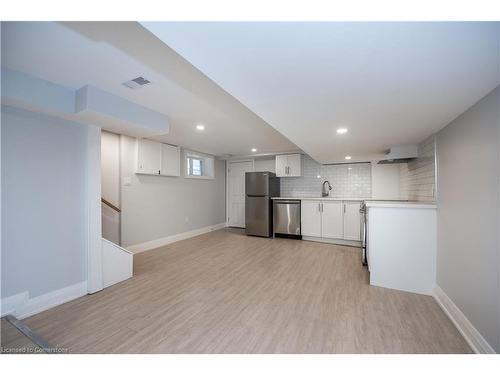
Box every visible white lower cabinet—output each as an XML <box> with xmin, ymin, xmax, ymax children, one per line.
<box><xmin>343</xmin><ymin>201</ymin><xmax>361</xmax><ymax>241</ymax></box>
<box><xmin>301</xmin><ymin>201</ymin><xmax>322</xmax><ymax>237</ymax></box>
<box><xmin>321</xmin><ymin>201</ymin><xmax>344</xmax><ymax>239</ymax></box>
<box><xmin>301</xmin><ymin>200</ymin><xmax>361</xmax><ymax>242</ymax></box>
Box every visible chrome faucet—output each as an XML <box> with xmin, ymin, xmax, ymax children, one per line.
<box><xmin>322</xmin><ymin>180</ymin><xmax>332</xmax><ymax>197</ymax></box>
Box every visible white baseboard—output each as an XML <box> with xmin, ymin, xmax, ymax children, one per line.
<box><xmin>127</xmin><ymin>222</ymin><xmax>227</xmax><ymax>254</ymax></box>
<box><xmin>433</xmin><ymin>285</ymin><xmax>496</xmax><ymax>354</ymax></box>
<box><xmin>1</xmin><ymin>281</ymin><xmax>88</xmax><ymax>320</ymax></box>
<box><xmin>302</xmin><ymin>236</ymin><xmax>361</xmax><ymax>248</ymax></box>
<box><xmin>1</xmin><ymin>291</ymin><xmax>29</xmax><ymax>317</ymax></box>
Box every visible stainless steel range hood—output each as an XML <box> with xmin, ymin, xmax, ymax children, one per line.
<box><xmin>378</xmin><ymin>145</ymin><xmax>418</xmax><ymax>164</ymax></box>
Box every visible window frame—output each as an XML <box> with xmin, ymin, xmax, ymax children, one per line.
<box><xmin>186</xmin><ymin>156</ymin><xmax>204</xmax><ymax>177</ymax></box>
<box><xmin>184</xmin><ymin>151</ymin><xmax>215</xmax><ymax>180</ymax></box>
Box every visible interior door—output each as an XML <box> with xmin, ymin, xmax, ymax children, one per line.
<box><xmin>301</xmin><ymin>200</ymin><xmax>322</xmax><ymax>237</ymax></box>
<box><xmin>343</xmin><ymin>201</ymin><xmax>362</xmax><ymax>240</ymax></box>
<box><xmin>321</xmin><ymin>201</ymin><xmax>344</xmax><ymax>239</ymax></box>
<box><xmin>228</xmin><ymin>161</ymin><xmax>254</xmax><ymax>227</ymax></box>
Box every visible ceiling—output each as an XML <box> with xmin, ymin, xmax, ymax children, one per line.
<box><xmin>1</xmin><ymin>22</ymin><xmax>298</xmax><ymax>157</ymax></box>
<box><xmin>142</xmin><ymin>22</ymin><xmax>500</xmax><ymax>163</ymax></box>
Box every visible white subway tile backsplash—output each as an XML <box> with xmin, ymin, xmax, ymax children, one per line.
<box><xmin>280</xmin><ymin>155</ymin><xmax>371</xmax><ymax>198</ymax></box>
<box><xmin>399</xmin><ymin>136</ymin><xmax>436</xmax><ymax>202</ymax></box>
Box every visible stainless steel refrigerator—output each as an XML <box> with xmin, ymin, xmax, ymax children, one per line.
<box><xmin>245</xmin><ymin>172</ymin><xmax>280</xmax><ymax>237</ymax></box>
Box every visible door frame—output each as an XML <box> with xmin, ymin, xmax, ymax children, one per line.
<box><xmin>87</xmin><ymin>125</ymin><xmax>103</xmax><ymax>294</ymax></box>
<box><xmin>225</xmin><ymin>159</ymin><xmax>255</xmax><ymax>227</ymax></box>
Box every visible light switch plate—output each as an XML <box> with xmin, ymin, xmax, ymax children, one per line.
<box><xmin>123</xmin><ymin>176</ymin><xmax>132</xmax><ymax>186</ymax></box>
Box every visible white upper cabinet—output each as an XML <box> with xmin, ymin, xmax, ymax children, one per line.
<box><xmin>286</xmin><ymin>154</ymin><xmax>302</xmax><ymax>177</ymax></box>
<box><xmin>275</xmin><ymin>155</ymin><xmax>288</xmax><ymax>177</ymax></box>
<box><xmin>160</xmin><ymin>143</ymin><xmax>181</xmax><ymax>176</ymax></box>
<box><xmin>275</xmin><ymin>154</ymin><xmax>302</xmax><ymax>177</ymax></box>
<box><xmin>301</xmin><ymin>200</ymin><xmax>322</xmax><ymax>237</ymax></box>
<box><xmin>343</xmin><ymin>201</ymin><xmax>361</xmax><ymax>241</ymax></box>
<box><xmin>137</xmin><ymin>139</ymin><xmax>180</xmax><ymax>176</ymax></box>
<box><xmin>321</xmin><ymin>201</ymin><xmax>344</xmax><ymax>239</ymax></box>
<box><xmin>137</xmin><ymin>139</ymin><xmax>161</xmax><ymax>175</ymax></box>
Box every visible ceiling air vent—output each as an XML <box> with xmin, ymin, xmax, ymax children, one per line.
<box><xmin>122</xmin><ymin>76</ymin><xmax>151</xmax><ymax>89</ymax></box>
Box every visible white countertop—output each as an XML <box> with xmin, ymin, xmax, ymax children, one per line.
<box><xmin>271</xmin><ymin>196</ymin><xmax>369</xmax><ymax>201</ymax></box>
<box><xmin>271</xmin><ymin>197</ymin><xmax>411</xmax><ymax>202</ymax></box>
<box><xmin>271</xmin><ymin>197</ymin><xmax>436</xmax><ymax>208</ymax></box>
<box><xmin>365</xmin><ymin>201</ymin><xmax>437</xmax><ymax>209</ymax></box>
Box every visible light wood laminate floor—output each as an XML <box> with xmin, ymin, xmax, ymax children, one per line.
<box><xmin>16</xmin><ymin>229</ymin><xmax>471</xmax><ymax>353</ymax></box>
<box><xmin>1</xmin><ymin>319</ymin><xmax>43</xmax><ymax>354</ymax></box>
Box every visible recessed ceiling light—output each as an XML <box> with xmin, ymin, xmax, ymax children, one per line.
<box><xmin>345</xmin><ymin>156</ymin><xmax>352</xmax><ymax>160</ymax></box>
<box><xmin>196</xmin><ymin>124</ymin><xmax>205</xmax><ymax>131</ymax></box>
<box><xmin>317</xmin><ymin>175</ymin><xmax>321</xmax><ymax>179</ymax></box>
<box><xmin>336</xmin><ymin>128</ymin><xmax>348</xmax><ymax>135</ymax></box>
<box><xmin>251</xmin><ymin>148</ymin><xmax>257</xmax><ymax>152</ymax></box>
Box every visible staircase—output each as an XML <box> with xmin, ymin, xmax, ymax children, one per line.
<box><xmin>101</xmin><ymin>238</ymin><xmax>133</xmax><ymax>288</ymax></box>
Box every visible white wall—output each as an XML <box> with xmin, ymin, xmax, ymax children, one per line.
<box><xmin>254</xmin><ymin>157</ymin><xmax>276</xmax><ymax>173</ymax></box>
<box><xmin>436</xmin><ymin>86</ymin><xmax>499</xmax><ymax>352</ymax></box>
<box><xmin>1</xmin><ymin>106</ymin><xmax>89</xmax><ymax>299</ymax></box>
<box><xmin>120</xmin><ymin>135</ymin><xmax>226</xmax><ymax>248</ymax></box>
<box><xmin>371</xmin><ymin>162</ymin><xmax>400</xmax><ymax>200</ymax></box>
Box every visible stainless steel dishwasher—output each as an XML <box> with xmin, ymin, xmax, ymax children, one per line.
<box><xmin>273</xmin><ymin>200</ymin><xmax>301</xmax><ymax>239</ymax></box>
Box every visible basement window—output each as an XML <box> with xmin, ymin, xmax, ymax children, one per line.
<box><xmin>185</xmin><ymin>151</ymin><xmax>215</xmax><ymax>179</ymax></box>
<box><xmin>187</xmin><ymin>156</ymin><xmax>203</xmax><ymax>176</ymax></box>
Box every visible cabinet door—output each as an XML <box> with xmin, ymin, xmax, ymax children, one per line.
<box><xmin>321</xmin><ymin>201</ymin><xmax>344</xmax><ymax>239</ymax></box>
<box><xmin>343</xmin><ymin>201</ymin><xmax>361</xmax><ymax>240</ymax></box>
<box><xmin>301</xmin><ymin>200</ymin><xmax>322</xmax><ymax>237</ymax></box>
<box><xmin>137</xmin><ymin>139</ymin><xmax>161</xmax><ymax>175</ymax></box>
<box><xmin>160</xmin><ymin>143</ymin><xmax>180</xmax><ymax>176</ymax></box>
<box><xmin>287</xmin><ymin>154</ymin><xmax>302</xmax><ymax>177</ymax></box>
<box><xmin>275</xmin><ymin>155</ymin><xmax>288</xmax><ymax>177</ymax></box>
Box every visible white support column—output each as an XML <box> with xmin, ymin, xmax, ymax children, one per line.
<box><xmin>86</xmin><ymin>125</ymin><xmax>103</xmax><ymax>294</ymax></box>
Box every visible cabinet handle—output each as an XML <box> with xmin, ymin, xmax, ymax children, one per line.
<box><xmin>318</xmin><ymin>203</ymin><xmax>321</xmax><ymax>212</ymax></box>
<box><xmin>344</xmin><ymin>203</ymin><xmax>346</xmax><ymax>213</ymax></box>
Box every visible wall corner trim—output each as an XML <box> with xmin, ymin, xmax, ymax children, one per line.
<box><xmin>126</xmin><ymin>222</ymin><xmax>227</xmax><ymax>254</ymax></box>
<box><xmin>1</xmin><ymin>281</ymin><xmax>88</xmax><ymax>320</ymax></box>
<box><xmin>433</xmin><ymin>285</ymin><xmax>496</xmax><ymax>354</ymax></box>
